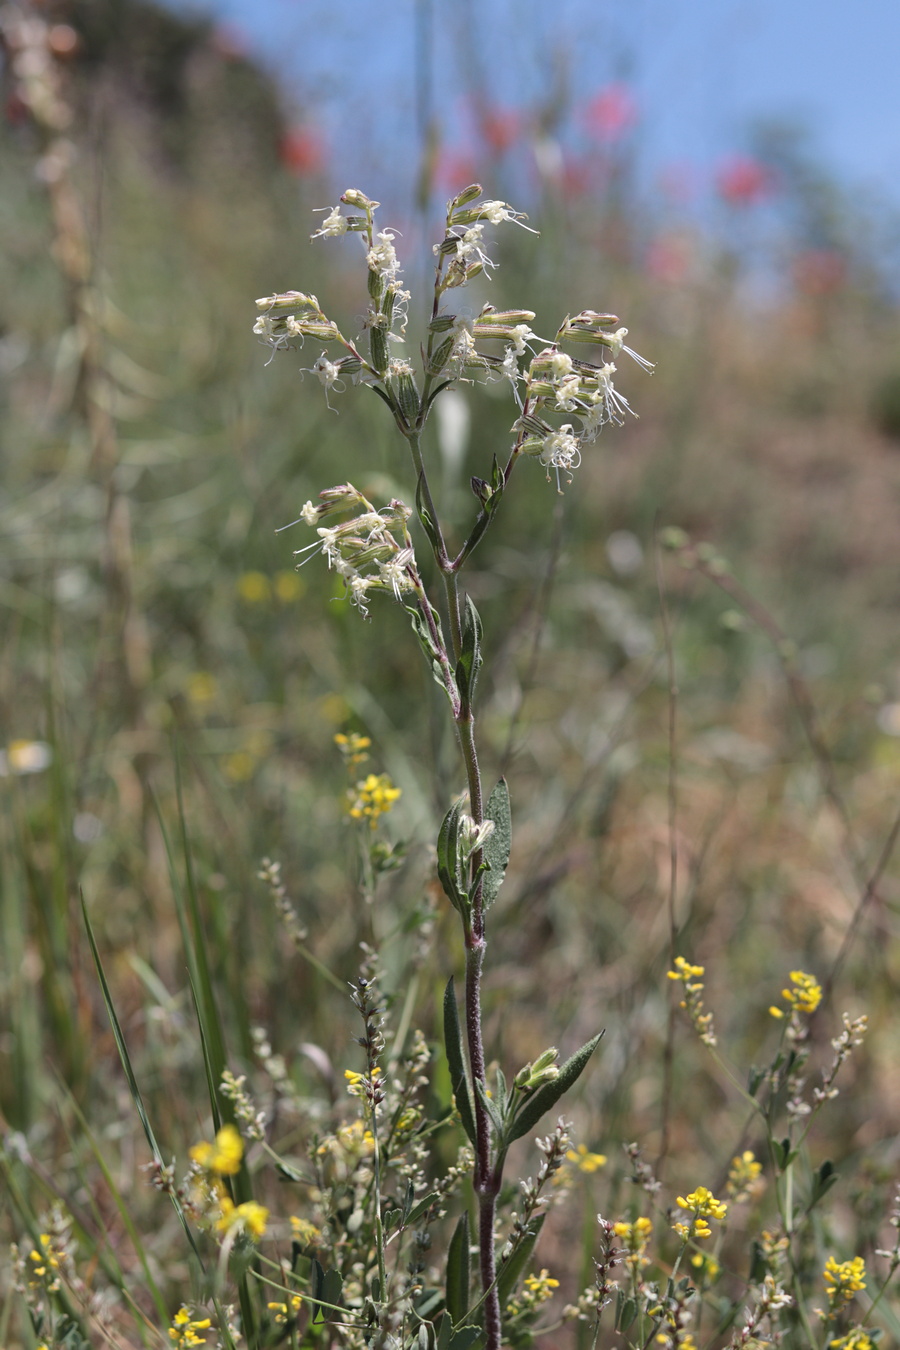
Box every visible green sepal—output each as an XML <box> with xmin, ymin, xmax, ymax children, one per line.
<box><xmin>506</xmin><ymin>1031</ymin><xmax>604</xmax><ymax>1144</ymax></box>
<box><xmin>496</xmin><ymin>1212</ymin><xmax>546</xmax><ymax>1311</ymax></box>
<box><xmin>445</xmin><ymin>1212</ymin><xmax>471</xmax><ymax>1325</ymax></box>
<box><xmin>747</xmin><ymin>1065</ymin><xmax>764</xmax><ymax>1097</ymax></box>
<box><xmin>455</xmin><ymin>594</ymin><xmax>484</xmax><ymax>705</ymax></box>
<box><xmin>481</xmin><ymin>778</ymin><xmax>511</xmax><ymax>911</ymax></box>
<box><xmin>437</xmin><ymin>798</ymin><xmax>469</xmax><ymax>916</ymax></box>
<box><xmin>443</xmin><ymin>979</ymin><xmax>477</xmax><ymax>1145</ymax></box>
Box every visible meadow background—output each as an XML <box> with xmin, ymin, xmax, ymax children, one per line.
<box><xmin>3</xmin><ymin>0</ymin><xmax>900</xmax><ymax>1344</ymax></box>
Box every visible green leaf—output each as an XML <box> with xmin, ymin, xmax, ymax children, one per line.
<box><xmin>445</xmin><ymin>1212</ymin><xmax>471</xmax><ymax>1325</ymax></box>
<box><xmin>406</xmin><ymin>603</ymin><xmax>457</xmax><ymax>705</ymax></box>
<box><xmin>455</xmin><ymin>594</ymin><xmax>484</xmax><ymax>705</ymax></box>
<box><xmin>474</xmin><ymin>1076</ymin><xmax>505</xmax><ymax>1138</ymax></box>
<box><xmin>615</xmin><ymin>1293</ymin><xmax>638</xmax><ymax>1333</ymax></box>
<box><xmin>443</xmin><ymin>979</ymin><xmax>476</xmax><ymax>1145</ymax></box>
<box><xmin>506</xmin><ymin>1032</ymin><xmax>604</xmax><ymax>1144</ymax></box>
<box><xmin>496</xmin><ymin>1212</ymin><xmax>545</xmax><ymax>1310</ymax></box>
<box><xmin>405</xmin><ymin>1191</ymin><xmax>442</xmax><ymax>1227</ymax></box>
<box><xmin>416</xmin><ymin>471</ymin><xmax>443</xmax><ymax>555</ymax></box>
<box><xmin>447</xmin><ymin>1329</ymin><xmax>482</xmax><ymax>1350</ymax></box>
<box><xmin>747</xmin><ymin>1065</ymin><xmax>764</xmax><ymax>1097</ymax></box>
<box><xmin>808</xmin><ymin>1160</ymin><xmax>838</xmax><ymax>1210</ymax></box>
<box><xmin>437</xmin><ymin>799</ymin><xmax>469</xmax><ymax>916</ymax></box>
<box><xmin>481</xmin><ymin>779</ymin><xmax>511</xmax><ymax>911</ymax></box>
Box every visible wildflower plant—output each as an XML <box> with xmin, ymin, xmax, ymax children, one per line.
<box><xmin>251</xmin><ymin>186</ymin><xmax>654</xmax><ymax>1346</ymax></box>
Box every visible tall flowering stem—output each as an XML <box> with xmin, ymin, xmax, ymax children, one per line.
<box><xmin>253</xmin><ymin>184</ymin><xmax>650</xmax><ymax>1350</ymax></box>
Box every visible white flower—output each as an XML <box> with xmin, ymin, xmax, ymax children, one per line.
<box><xmin>300</xmin><ymin>501</ymin><xmax>320</xmax><ymax>526</ymax></box>
<box><xmin>555</xmin><ymin>373</ymin><xmax>581</xmax><ymax>411</ymax></box>
<box><xmin>378</xmin><ymin>550</ymin><xmax>415</xmax><ymax>600</ymax></box>
<box><xmin>602</xmin><ymin>327</ymin><xmax>655</xmax><ymax>374</ymax></box>
<box><xmin>509</xmin><ymin>324</ymin><xmax>535</xmax><ymax>355</ymax></box>
<box><xmin>311</xmin><ymin>205</ymin><xmax>349</xmax><ymax>240</ymax></box>
<box><xmin>549</xmin><ymin>350</ymin><xmax>574</xmax><ymax>378</ymax></box>
<box><xmin>540</xmin><ymin>425</ymin><xmax>582</xmax><ymax>492</ymax></box>
<box><xmin>477</xmin><ymin>201</ymin><xmax>538</xmax><ymax>233</ymax></box>
<box><xmin>313</xmin><ymin>355</ymin><xmax>342</xmax><ymax>389</ymax></box>
<box><xmin>366</xmin><ymin>230</ymin><xmax>401</xmax><ymax>278</ymax></box>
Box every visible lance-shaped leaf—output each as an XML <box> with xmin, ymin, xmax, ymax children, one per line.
<box><xmin>481</xmin><ymin>778</ymin><xmax>511</xmax><ymax>911</ymax></box>
<box><xmin>455</xmin><ymin>594</ymin><xmax>484</xmax><ymax>705</ymax></box>
<box><xmin>506</xmin><ymin>1031</ymin><xmax>604</xmax><ymax>1144</ymax></box>
<box><xmin>443</xmin><ymin>979</ymin><xmax>476</xmax><ymax>1145</ymax></box>
<box><xmin>445</xmin><ymin>1212</ymin><xmax>471</xmax><ymax>1325</ymax></box>
<box><xmin>407</xmin><ymin>603</ymin><xmax>457</xmax><ymax>707</ymax></box>
<box><xmin>496</xmin><ymin>1212</ymin><xmax>546</xmax><ymax>1311</ymax></box>
<box><xmin>437</xmin><ymin>798</ymin><xmax>469</xmax><ymax>917</ymax></box>
<box><xmin>474</xmin><ymin>1075</ymin><xmax>505</xmax><ymax>1139</ymax></box>
<box><xmin>416</xmin><ymin>471</ymin><xmax>443</xmax><ymax>555</ymax></box>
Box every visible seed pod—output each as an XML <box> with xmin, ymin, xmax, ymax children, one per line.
<box><xmin>425</xmin><ymin>336</ymin><xmax>455</xmax><ymax>375</ymax></box>
<box><xmin>370</xmin><ymin>327</ymin><xmax>389</xmax><ymax>375</ymax></box>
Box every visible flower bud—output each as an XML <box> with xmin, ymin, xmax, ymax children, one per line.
<box><xmin>474</xmin><ymin>305</ymin><xmax>537</xmax><ymax>327</ymax></box>
<box><xmin>429</xmin><ymin>313</ymin><xmax>457</xmax><ymax>334</ymax></box>
<box><xmin>255</xmin><ymin>291</ymin><xmax>320</xmax><ymax>315</ymax></box>
<box><xmin>341</xmin><ymin>189</ymin><xmax>379</xmax><ymax>210</ymax></box>
<box><xmin>449</xmin><ymin>184</ymin><xmax>484</xmax><ymax>210</ymax></box>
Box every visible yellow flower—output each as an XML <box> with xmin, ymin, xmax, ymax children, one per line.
<box><xmin>345</xmin><ymin>1066</ymin><xmax>382</xmax><ymax>1097</ymax></box>
<box><xmin>673</xmin><ymin>1186</ymin><xmax>727</xmax><ymax>1240</ymax></box>
<box><xmin>727</xmin><ymin>1150</ymin><xmax>763</xmax><ymax>1202</ymax></box>
<box><xmin>223</xmin><ymin>749</ymin><xmax>256</xmax><ymax>782</ymax></box>
<box><xmin>267</xmin><ymin>1295</ymin><xmax>302</xmax><ymax>1324</ymax></box>
<box><xmin>274</xmin><ymin>570</ymin><xmax>305</xmax><ymax>602</ymax></box>
<box><xmin>566</xmin><ymin>1143</ymin><xmax>608</xmax><ymax>1173</ymax></box>
<box><xmin>290</xmin><ymin>1216</ymin><xmax>322</xmax><ymax>1245</ymax></box>
<box><xmin>335</xmin><ymin>730</ymin><xmax>372</xmax><ymax>769</ymax></box>
<box><xmin>667</xmin><ymin>955</ymin><xmax>716</xmax><ymax>1046</ymax></box>
<box><xmin>190</xmin><ymin>1123</ymin><xmax>244</xmax><ymax>1175</ymax></box>
<box><xmin>781</xmin><ymin>970</ymin><xmax>823</xmax><ymax>1016</ymax></box>
<box><xmin>215</xmin><ymin>1196</ymin><xmax>269</xmax><ymax>1240</ymax></box>
<box><xmin>346</xmin><ymin>773</ymin><xmax>402</xmax><ymax>827</ymax></box>
<box><xmin>823</xmin><ymin>1256</ymin><xmax>866</xmax><ymax>1317</ymax></box>
<box><xmin>236</xmin><ymin>571</ymin><xmax>272</xmax><ymax>603</ymax></box>
<box><xmin>186</xmin><ymin>672</ymin><xmax>217</xmax><ymax>705</ymax></box>
<box><xmin>168</xmin><ymin>1306</ymin><xmax>212</xmax><ymax>1346</ymax></box>
<box><xmin>830</xmin><ymin>1330</ymin><xmax>874</xmax><ymax>1350</ymax></box>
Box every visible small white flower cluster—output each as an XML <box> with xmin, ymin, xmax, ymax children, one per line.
<box><xmin>509</xmin><ymin>313</ymin><xmax>654</xmax><ymax>491</ymax></box>
<box><xmin>435</xmin><ymin>188</ymin><xmax>538</xmax><ymax>290</ymax></box>
<box><xmin>293</xmin><ymin>484</ymin><xmax>419</xmax><ymax>619</ymax></box>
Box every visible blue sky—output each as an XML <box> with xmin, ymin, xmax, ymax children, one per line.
<box><xmin>177</xmin><ymin>0</ymin><xmax>900</xmax><ymax>220</ymax></box>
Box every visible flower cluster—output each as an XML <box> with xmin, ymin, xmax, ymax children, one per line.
<box><xmin>294</xmin><ymin>484</ymin><xmax>420</xmax><ymax>618</ymax></box>
<box><xmin>726</xmin><ymin>1150</ymin><xmax>763</xmax><ymax>1203</ymax></box>
<box><xmin>823</xmin><ymin>1255</ymin><xmax>867</xmax><ymax>1318</ymax></box>
<box><xmin>667</xmin><ymin>955</ymin><xmax>717</xmax><ymax>1047</ymax></box>
<box><xmin>346</xmin><ymin>773</ymin><xmax>402</xmax><ymax>827</ymax></box>
<box><xmin>566</xmin><ymin>1142</ymin><xmax>608</xmax><ymax>1173</ymax></box>
<box><xmin>187</xmin><ymin>1124</ymin><xmax>269</xmax><ymax>1242</ymax></box>
<box><xmin>672</xmin><ymin>1186</ymin><xmax>728</xmax><ymax>1241</ymax></box>
<box><xmin>168</xmin><ymin>1306</ymin><xmax>212</xmax><ymax>1347</ymax></box>
<box><xmin>769</xmin><ymin>969</ymin><xmax>822</xmax><ymax>1018</ymax></box>
<box><xmin>613</xmin><ymin>1216</ymin><xmax>653</xmax><ymax>1275</ymax></box>
<box><xmin>505</xmin><ymin>1268</ymin><xmax>560</xmax><ymax>1317</ymax></box>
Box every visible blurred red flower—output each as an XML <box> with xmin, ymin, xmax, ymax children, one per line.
<box><xmin>477</xmin><ymin>105</ymin><xmax>521</xmax><ymax>155</ymax></box>
<box><xmin>279</xmin><ymin>128</ymin><xmax>325</xmax><ymax>176</ymax></box>
<box><xmin>583</xmin><ymin>83</ymin><xmax>637</xmax><ymax>141</ymax></box>
<box><xmin>436</xmin><ymin>148</ymin><xmax>481</xmax><ymax>192</ymax></box>
<box><xmin>715</xmin><ymin>154</ymin><xmax>772</xmax><ymax>206</ymax></box>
